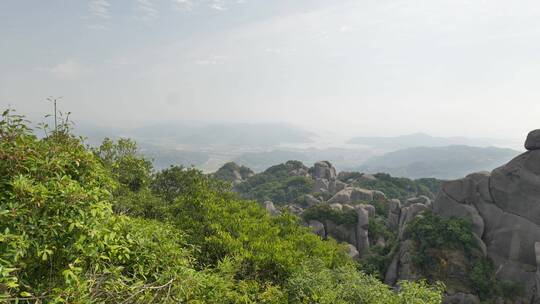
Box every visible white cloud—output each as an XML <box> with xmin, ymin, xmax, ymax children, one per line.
<box><xmin>194</xmin><ymin>55</ymin><xmax>228</xmax><ymax>65</ymax></box>
<box><xmin>88</xmin><ymin>0</ymin><xmax>111</xmax><ymax>19</ymax></box>
<box><xmin>209</xmin><ymin>0</ymin><xmax>227</xmax><ymax>11</ymax></box>
<box><xmin>86</xmin><ymin>24</ymin><xmax>107</xmax><ymax>30</ymax></box>
<box><xmin>42</xmin><ymin>60</ymin><xmax>91</xmax><ymax>80</ymax></box>
<box><xmin>136</xmin><ymin>0</ymin><xmax>159</xmax><ymax>21</ymax></box>
<box><xmin>173</xmin><ymin>0</ymin><xmax>193</xmax><ymax>11</ymax></box>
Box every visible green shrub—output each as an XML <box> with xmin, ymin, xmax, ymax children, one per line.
<box><xmin>349</xmin><ymin>173</ymin><xmax>442</xmax><ymax>201</ymax></box>
<box><xmin>405</xmin><ymin>211</ymin><xmax>474</xmax><ymax>270</ymax></box>
<box><xmin>303</xmin><ymin>204</ymin><xmax>358</xmax><ymax>227</ymax></box>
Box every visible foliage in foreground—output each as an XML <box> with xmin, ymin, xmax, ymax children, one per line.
<box><xmin>405</xmin><ymin>211</ymin><xmax>524</xmax><ymax>301</ymax></box>
<box><xmin>0</xmin><ymin>109</ymin><xmax>443</xmax><ymax>303</ymax></box>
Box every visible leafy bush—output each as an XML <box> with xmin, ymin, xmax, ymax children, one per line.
<box><xmin>349</xmin><ymin>173</ymin><xmax>442</xmax><ymax>201</ymax></box>
<box><xmin>303</xmin><ymin>204</ymin><xmax>358</xmax><ymax>227</ymax></box>
<box><xmin>405</xmin><ymin>211</ymin><xmax>474</xmax><ymax>270</ymax></box>
<box><xmin>287</xmin><ymin>260</ymin><xmax>444</xmax><ymax>304</ymax></box>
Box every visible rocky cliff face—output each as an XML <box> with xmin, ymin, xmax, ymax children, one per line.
<box><xmin>429</xmin><ymin>130</ymin><xmax>540</xmax><ymax>303</ymax></box>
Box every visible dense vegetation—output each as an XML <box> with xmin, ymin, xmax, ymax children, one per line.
<box><xmin>339</xmin><ymin>173</ymin><xmax>442</xmax><ymax>201</ymax></box>
<box><xmin>235</xmin><ymin>161</ymin><xmax>314</xmax><ymax>205</ymax></box>
<box><xmin>0</xmin><ymin>109</ymin><xmax>443</xmax><ymax>303</ymax></box>
<box><xmin>405</xmin><ymin>212</ymin><xmax>523</xmax><ymax>301</ymax></box>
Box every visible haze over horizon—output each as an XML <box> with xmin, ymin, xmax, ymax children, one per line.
<box><xmin>2</xmin><ymin>0</ymin><xmax>540</xmax><ymax>140</ymax></box>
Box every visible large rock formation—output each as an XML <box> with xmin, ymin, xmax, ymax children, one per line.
<box><xmin>384</xmin><ymin>196</ymin><xmax>432</xmax><ymax>284</ymax></box>
<box><xmin>312</xmin><ymin>161</ymin><xmax>337</xmax><ymax>180</ymax></box>
<box><xmin>327</xmin><ymin>187</ymin><xmax>386</xmax><ymax>204</ymax></box>
<box><xmin>311</xmin><ymin>161</ymin><xmax>346</xmax><ymax>195</ymax></box>
<box><xmin>429</xmin><ymin>131</ymin><xmax>540</xmax><ymax>302</ymax></box>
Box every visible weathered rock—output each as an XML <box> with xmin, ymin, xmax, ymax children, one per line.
<box><xmin>312</xmin><ymin>161</ymin><xmax>337</xmax><ymax>180</ymax></box>
<box><xmin>342</xmin><ymin>204</ymin><xmax>355</xmax><ymax>212</ymax></box>
<box><xmin>286</xmin><ymin>205</ymin><xmax>303</xmax><ymax>215</ymax></box>
<box><xmin>329</xmin><ymin>203</ymin><xmax>343</xmax><ymax>211</ymax></box>
<box><xmin>388</xmin><ymin>199</ymin><xmax>401</xmax><ymax>231</ymax></box>
<box><xmin>359</xmin><ymin>204</ymin><xmax>376</xmax><ymax>217</ymax></box>
<box><xmin>313</xmin><ymin>178</ymin><xmax>330</xmax><ymax>194</ymax></box>
<box><xmin>404</xmin><ymin>195</ymin><xmax>431</xmax><ymax>208</ymax></box>
<box><xmin>325</xmin><ymin>220</ymin><xmax>358</xmax><ymax>249</ymax></box>
<box><xmin>304</xmin><ymin>194</ymin><xmax>321</xmax><ymax>207</ymax></box>
<box><xmin>372</xmin><ymin>190</ymin><xmax>387</xmax><ymax>201</ymax></box>
<box><xmin>490</xmin><ymin>150</ymin><xmax>540</xmax><ymax>225</ymax></box>
<box><xmin>346</xmin><ymin>244</ymin><xmax>360</xmax><ymax>260</ymax></box>
<box><xmin>535</xmin><ymin>242</ymin><xmax>540</xmax><ymax>303</ymax></box>
<box><xmin>525</xmin><ymin>129</ymin><xmax>540</xmax><ymax>150</ymax></box>
<box><xmin>308</xmin><ymin>220</ymin><xmax>325</xmax><ymax>238</ymax></box>
<box><xmin>384</xmin><ymin>240</ymin><xmax>417</xmax><ymax>284</ymax></box>
<box><xmin>327</xmin><ymin>187</ymin><xmax>374</xmax><ymax>204</ymax></box>
<box><xmin>329</xmin><ymin>179</ymin><xmax>347</xmax><ymax>195</ymax></box>
<box><xmin>356</xmin><ymin>206</ymin><xmax>370</xmax><ymax>256</ymax></box>
<box><xmin>443</xmin><ymin>293</ymin><xmax>480</xmax><ymax>304</ymax></box>
<box><xmin>428</xmin><ymin>134</ymin><xmax>540</xmax><ymax>301</ymax></box>
<box><xmin>264</xmin><ymin>201</ymin><xmax>280</xmax><ymax>216</ymax></box>
<box><xmin>214</xmin><ymin>162</ymin><xmax>254</xmax><ymax>184</ymax></box>
<box><xmin>433</xmin><ymin>190</ymin><xmax>485</xmax><ymax>238</ymax></box>
<box><xmin>398</xmin><ymin>203</ymin><xmax>427</xmax><ymax>239</ymax></box>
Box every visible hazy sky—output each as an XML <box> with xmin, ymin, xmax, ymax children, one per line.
<box><xmin>2</xmin><ymin>0</ymin><xmax>540</xmax><ymax>139</ymax></box>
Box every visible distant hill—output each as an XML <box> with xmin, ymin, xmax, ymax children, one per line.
<box><xmin>234</xmin><ymin>148</ymin><xmax>375</xmax><ymax>172</ymax></box>
<box><xmin>359</xmin><ymin>145</ymin><xmax>520</xmax><ymax>179</ymax></box>
<box><xmin>138</xmin><ymin>144</ymin><xmax>210</xmax><ymax>170</ymax></box>
<box><xmin>234</xmin><ymin>150</ymin><xmax>307</xmax><ymax>172</ymax></box>
<box><xmin>347</xmin><ymin>133</ymin><xmax>501</xmax><ymax>150</ymax></box>
<box><xmin>130</xmin><ymin>122</ymin><xmax>315</xmax><ymax>146</ymax></box>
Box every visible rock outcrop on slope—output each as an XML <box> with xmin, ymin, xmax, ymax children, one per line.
<box><xmin>429</xmin><ymin>129</ymin><xmax>540</xmax><ymax>303</ymax></box>
<box><xmin>213</xmin><ymin>162</ymin><xmax>255</xmax><ymax>185</ymax></box>
<box><xmin>311</xmin><ymin>161</ymin><xmax>347</xmax><ymax>195</ymax></box>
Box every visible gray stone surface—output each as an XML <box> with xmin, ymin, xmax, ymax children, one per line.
<box><xmin>304</xmin><ymin>194</ymin><xmax>321</xmax><ymax>207</ymax></box>
<box><xmin>308</xmin><ymin>220</ymin><xmax>325</xmax><ymax>238</ymax></box>
<box><xmin>356</xmin><ymin>206</ymin><xmax>370</xmax><ymax>256</ymax></box>
<box><xmin>313</xmin><ymin>178</ymin><xmax>330</xmax><ymax>194</ymax></box>
<box><xmin>428</xmin><ymin>137</ymin><xmax>540</xmax><ymax>301</ymax></box>
<box><xmin>312</xmin><ymin>161</ymin><xmax>337</xmax><ymax>180</ymax></box>
<box><xmin>388</xmin><ymin>199</ymin><xmax>401</xmax><ymax>231</ymax></box>
<box><xmin>264</xmin><ymin>201</ymin><xmax>280</xmax><ymax>216</ymax></box>
<box><xmin>526</xmin><ymin>129</ymin><xmax>540</xmax><ymax>150</ymax></box>
<box><xmin>327</xmin><ymin>187</ymin><xmax>374</xmax><ymax>204</ymax></box>
<box><xmin>346</xmin><ymin>244</ymin><xmax>360</xmax><ymax>260</ymax></box>
<box><xmin>443</xmin><ymin>293</ymin><xmax>480</xmax><ymax>304</ymax></box>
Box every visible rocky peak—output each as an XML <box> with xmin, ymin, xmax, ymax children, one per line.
<box><xmin>525</xmin><ymin>129</ymin><xmax>540</xmax><ymax>151</ymax></box>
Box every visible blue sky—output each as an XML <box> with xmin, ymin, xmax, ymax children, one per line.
<box><xmin>2</xmin><ymin>0</ymin><xmax>540</xmax><ymax>139</ymax></box>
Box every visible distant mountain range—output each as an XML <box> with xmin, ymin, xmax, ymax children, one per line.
<box><xmin>233</xmin><ymin>148</ymin><xmax>375</xmax><ymax>172</ymax></box>
<box><xmin>75</xmin><ymin>124</ymin><xmax>521</xmax><ymax>178</ymax></box>
<box><xmin>128</xmin><ymin>122</ymin><xmax>315</xmax><ymax>146</ymax></box>
<box><xmin>359</xmin><ymin>145</ymin><xmax>520</xmax><ymax>179</ymax></box>
<box><xmin>347</xmin><ymin>133</ymin><xmax>511</xmax><ymax>150</ymax></box>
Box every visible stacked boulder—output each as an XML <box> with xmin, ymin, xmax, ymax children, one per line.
<box><xmin>384</xmin><ymin>195</ymin><xmax>432</xmax><ymax>284</ymax></box>
<box><xmin>311</xmin><ymin>161</ymin><xmax>347</xmax><ymax>195</ymax></box>
<box><xmin>309</xmin><ymin>203</ymin><xmax>375</xmax><ymax>257</ymax></box>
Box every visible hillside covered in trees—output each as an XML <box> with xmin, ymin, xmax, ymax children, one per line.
<box><xmin>0</xmin><ymin>109</ymin><xmax>443</xmax><ymax>303</ymax></box>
